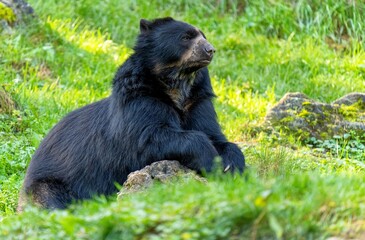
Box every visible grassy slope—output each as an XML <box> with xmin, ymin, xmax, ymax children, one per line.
<box><xmin>0</xmin><ymin>0</ymin><xmax>365</xmax><ymax>239</ymax></box>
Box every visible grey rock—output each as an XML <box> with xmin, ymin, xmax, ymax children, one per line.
<box><xmin>117</xmin><ymin>160</ymin><xmax>206</xmax><ymax>198</ymax></box>
<box><xmin>264</xmin><ymin>92</ymin><xmax>365</xmax><ymax>139</ymax></box>
<box><xmin>0</xmin><ymin>0</ymin><xmax>34</xmax><ymax>31</ymax></box>
<box><xmin>332</xmin><ymin>92</ymin><xmax>365</xmax><ymax>106</ymax></box>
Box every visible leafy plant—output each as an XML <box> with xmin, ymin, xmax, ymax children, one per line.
<box><xmin>306</xmin><ymin>132</ymin><xmax>365</xmax><ymax>160</ymax></box>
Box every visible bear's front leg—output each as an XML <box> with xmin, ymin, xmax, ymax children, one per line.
<box><xmin>184</xmin><ymin>97</ymin><xmax>245</xmax><ymax>173</ymax></box>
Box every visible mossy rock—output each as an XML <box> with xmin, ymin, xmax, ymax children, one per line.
<box><xmin>264</xmin><ymin>92</ymin><xmax>365</xmax><ymax>140</ymax></box>
<box><xmin>117</xmin><ymin>160</ymin><xmax>206</xmax><ymax>199</ymax></box>
<box><xmin>0</xmin><ymin>2</ymin><xmax>16</xmax><ymax>23</ymax></box>
<box><xmin>0</xmin><ymin>88</ymin><xmax>16</xmax><ymax>114</ymax></box>
<box><xmin>0</xmin><ymin>0</ymin><xmax>34</xmax><ymax>29</ymax></box>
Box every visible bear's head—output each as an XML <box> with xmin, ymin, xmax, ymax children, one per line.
<box><xmin>134</xmin><ymin>17</ymin><xmax>215</xmax><ymax>77</ymax></box>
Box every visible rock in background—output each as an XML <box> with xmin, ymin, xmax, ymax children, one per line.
<box><xmin>0</xmin><ymin>0</ymin><xmax>34</xmax><ymax>32</ymax></box>
<box><xmin>118</xmin><ymin>160</ymin><xmax>207</xmax><ymax>199</ymax></box>
<box><xmin>264</xmin><ymin>92</ymin><xmax>365</xmax><ymax>140</ymax></box>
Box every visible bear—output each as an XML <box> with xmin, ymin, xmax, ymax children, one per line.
<box><xmin>18</xmin><ymin>17</ymin><xmax>245</xmax><ymax>211</ymax></box>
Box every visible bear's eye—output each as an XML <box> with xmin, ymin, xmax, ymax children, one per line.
<box><xmin>182</xmin><ymin>35</ymin><xmax>192</xmax><ymax>41</ymax></box>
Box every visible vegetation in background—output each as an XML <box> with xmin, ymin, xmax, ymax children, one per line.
<box><xmin>0</xmin><ymin>0</ymin><xmax>365</xmax><ymax>238</ymax></box>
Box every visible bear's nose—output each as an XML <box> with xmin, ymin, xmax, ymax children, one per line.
<box><xmin>205</xmin><ymin>44</ymin><xmax>215</xmax><ymax>56</ymax></box>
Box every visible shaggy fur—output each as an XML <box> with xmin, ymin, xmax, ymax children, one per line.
<box><xmin>18</xmin><ymin>17</ymin><xmax>245</xmax><ymax>210</ymax></box>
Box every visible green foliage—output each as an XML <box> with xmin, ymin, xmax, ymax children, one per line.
<box><xmin>1</xmin><ymin>171</ymin><xmax>365</xmax><ymax>239</ymax></box>
<box><xmin>1</xmin><ymin>0</ymin><xmax>365</xmax><ymax>238</ymax></box>
<box><xmin>306</xmin><ymin>132</ymin><xmax>365</xmax><ymax>161</ymax></box>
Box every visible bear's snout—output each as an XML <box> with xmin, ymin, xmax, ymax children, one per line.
<box><xmin>204</xmin><ymin>43</ymin><xmax>215</xmax><ymax>57</ymax></box>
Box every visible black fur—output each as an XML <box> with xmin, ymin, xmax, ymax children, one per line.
<box><xmin>19</xmin><ymin>17</ymin><xmax>245</xmax><ymax>210</ymax></box>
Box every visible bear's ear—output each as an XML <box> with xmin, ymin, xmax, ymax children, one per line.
<box><xmin>140</xmin><ymin>19</ymin><xmax>152</xmax><ymax>34</ymax></box>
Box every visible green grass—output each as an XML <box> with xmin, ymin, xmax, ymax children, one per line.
<box><xmin>1</xmin><ymin>0</ymin><xmax>365</xmax><ymax>239</ymax></box>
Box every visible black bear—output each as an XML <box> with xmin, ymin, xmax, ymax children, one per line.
<box><xmin>18</xmin><ymin>17</ymin><xmax>245</xmax><ymax>210</ymax></box>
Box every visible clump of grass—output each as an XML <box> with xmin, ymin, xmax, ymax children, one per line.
<box><xmin>1</xmin><ymin>170</ymin><xmax>364</xmax><ymax>239</ymax></box>
<box><xmin>0</xmin><ymin>88</ymin><xmax>16</xmax><ymax>114</ymax></box>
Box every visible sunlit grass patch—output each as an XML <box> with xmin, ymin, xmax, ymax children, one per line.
<box><xmin>46</xmin><ymin>18</ymin><xmax>131</xmax><ymax>63</ymax></box>
<box><xmin>212</xmin><ymin>77</ymin><xmax>276</xmax><ymax>141</ymax></box>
